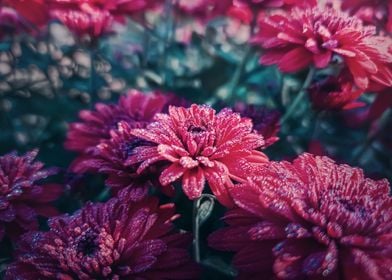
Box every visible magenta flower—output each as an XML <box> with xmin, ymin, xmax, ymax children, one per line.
<box><xmin>6</xmin><ymin>188</ymin><xmax>200</xmax><ymax>279</ymax></box>
<box><xmin>253</xmin><ymin>7</ymin><xmax>392</xmax><ymax>89</ymax></box>
<box><xmin>129</xmin><ymin>104</ymin><xmax>268</xmax><ymax>207</ymax></box>
<box><xmin>308</xmin><ymin>74</ymin><xmax>365</xmax><ymax>111</ymax></box>
<box><xmin>65</xmin><ymin>90</ymin><xmax>169</xmax><ymax>154</ymax></box>
<box><xmin>209</xmin><ymin>154</ymin><xmax>392</xmax><ymax>279</ymax></box>
<box><xmin>0</xmin><ymin>150</ymin><xmax>62</xmax><ymax>241</ymax></box>
<box><xmin>72</xmin><ymin>121</ymin><xmax>169</xmax><ymax>195</ymax></box>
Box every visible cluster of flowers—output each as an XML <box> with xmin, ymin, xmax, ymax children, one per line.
<box><xmin>2</xmin><ymin>90</ymin><xmax>391</xmax><ymax>279</ymax></box>
<box><xmin>0</xmin><ymin>0</ymin><xmax>391</xmax><ymax>279</ymax></box>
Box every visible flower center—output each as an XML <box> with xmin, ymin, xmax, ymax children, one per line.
<box><xmin>77</xmin><ymin>232</ymin><xmax>99</xmax><ymax>256</ymax></box>
<box><xmin>187</xmin><ymin>125</ymin><xmax>207</xmax><ymax>134</ymax></box>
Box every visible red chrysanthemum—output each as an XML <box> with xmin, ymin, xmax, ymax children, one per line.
<box><xmin>0</xmin><ymin>150</ymin><xmax>62</xmax><ymax>241</ymax></box>
<box><xmin>72</xmin><ymin>121</ymin><xmax>170</xmax><ymax>195</ymax></box>
<box><xmin>233</xmin><ymin>103</ymin><xmax>280</xmax><ymax>147</ymax></box>
<box><xmin>129</xmin><ymin>104</ymin><xmax>268</xmax><ymax>207</ymax></box>
<box><xmin>209</xmin><ymin>153</ymin><xmax>392</xmax><ymax>279</ymax></box>
<box><xmin>65</xmin><ymin>90</ymin><xmax>169</xmax><ymax>154</ymax></box>
<box><xmin>5</xmin><ymin>188</ymin><xmax>199</xmax><ymax>279</ymax></box>
<box><xmin>341</xmin><ymin>0</ymin><xmax>392</xmax><ymax>33</ymax></box>
<box><xmin>254</xmin><ymin>7</ymin><xmax>392</xmax><ymax>89</ymax></box>
<box><xmin>308</xmin><ymin>74</ymin><xmax>365</xmax><ymax>111</ymax></box>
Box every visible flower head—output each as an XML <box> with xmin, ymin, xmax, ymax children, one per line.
<box><xmin>308</xmin><ymin>74</ymin><xmax>365</xmax><ymax>111</ymax></box>
<box><xmin>209</xmin><ymin>154</ymin><xmax>392</xmax><ymax>279</ymax></box>
<box><xmin>254</xmin><ymin>7</ymin><xmax>392</xmax><ymax>89</ymax></box>
<box><xmin>0</xmin><ymin>7</ymin><xmax>30</xmax><ymax>39</ymax></box>
<box><xmin>6</xmin><ymin>188</ymin><xmax>199</xmax><ymax>279</ymax></box>
<box><xmin>129</xmin><ymin>104</ymin><xmax>268</xmax><ymax>207</ymax></box>
<box><xmin>0</xmin><ymin>150</ymin><xmax>61</xmax><ymax>241</ymax></box>
<box><xmin>65</xmin><ymin>90</ymin><xmax>169</xmax><ymax>154</ymax></box>
<box><xmin>233</xmin><ymin>103</ymin><xmax>280</xmax><ymax>147</ymax></box>
<box><xmin>72</xmin><ymin>121</ymin><xmax>169</xmax><ymax>195</ymax></box>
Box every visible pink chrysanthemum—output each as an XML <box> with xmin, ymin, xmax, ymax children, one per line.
<box><xmin>3</xmin><ymin>0</ymin><xmax>49</xmax><ymax>27</ymax></box>
<box><xmin>233</xmin><ymin>103</ymin><xmax>280</xmax><ymax>147</ymax></box>
<box><xmin>233</xmin><ymin>0</ymin><xmax>316</xmax><ymax>9</ymax></box>
<box><xmin>308</xmin><ymin>74</ymin><xmax>365</xmax><ymax>111</ymax></box>
<box><xmin>253</xmin><ymin>7</ymin><xmax>392</xmax><ymax>89</ymax></box>
<box><xmin>5</xmin><ymin>188</ymin><xmax>199</xmax><ymax>279</ymax></box>
<box><xmin>65</xmin><ymin>90</ymin><xmax>169</xmax><ymax>154</ymax></box>
<box><xmin>0</xmin><ymin>150</ymin><xmax>61</xmax><ymax>241</ymax></box>
<box><xmin>129</xmin><ymin>104</ymin><xmax>268</xmax><ymax>207</ymax></box>
<box><xmin>209</xmin><ymin>154</ymin><xmax>392</xmax><ymax>279</ymax></box>
<box><xmin>72</xmin><ymin>121</ymin><xmax>170</xmax><ymax>195</ymax></box>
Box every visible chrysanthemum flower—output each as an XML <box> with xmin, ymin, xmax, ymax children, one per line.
<box><xmin>72</xmin><ymin>121</ymin><xmax>169</xmax><ymax>195</ymax></box>
<box><xmin>129</xmin><ymin>104</ymin><xmax>268</xmax><ymax>207</ymax></box>
<box><xmin>65</xmin><ymin>90</ymin><xmax>169</xmax><ymax>154</ymax></box>
<box><xmin>0</xmin><ymin>150</ymin><xmax>61</xmax><ymax>241</ymax></box>
<box><xmin>209</xmin><ymin>154</ymin><xmax>392</xmax><ymax>279</ymax></box>
<box><xmin>5</xmin><ymin>188</ymin><xmax>199</xmax><ymax>279</ymax></box>
<box><xmin>308</xmin><ymin>74</ymin><xmax>365</xmax><ymax>111</ymax></box>
<box><xmin>233</xmin><ymin>0</ymin><xmax>316</xmax><ymax>9</ymax></box>
<box><xmin>254</xmin><ymin>7</ymin><xmax>392</xmax><ymax>89</ymax></box>
<box><xmin>341</xmin><ymin>0</ymin><xmax>392</xmax><ymax>33</ymax></box>
<box><xmin>233</xmin><ymin>103</ymin><xmax>280</xmax><ymax>147</ymax></box>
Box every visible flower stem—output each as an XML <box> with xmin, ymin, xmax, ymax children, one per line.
<box><xmin>280</xmin><ymin>67</ymin><xmax>316</xmax><ymax>125</ymax></box>
<box><xmin>192</xmin><ymin>198</ymin><xmax>201</xmax><ymax>263</ymax></box>
<box><xmin>192</xmin><ymin>194</ymin><xmax>216</xmax><ymax>263</ymax></box>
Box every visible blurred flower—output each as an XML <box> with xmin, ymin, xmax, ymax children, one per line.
<box><xmin>341</xmin><ymin>0</ymin><xmax>392</xmax><ymax>33</ymax></box>
<box><xmin>5</xmin><ymin>188</ymin><xmax>199</xmax><ymax>279</ymax></box>
<box><xmin>176</xmin><ymin>0</ymin><xmax>232</xmax><ymax>20</ymax></box>
<box><xmin>65</xmin><ymin>90</ymin><xmax>169</xmax><ymax>154</ymax></box>
<box><xmin>50</xmin><ymin>6</ymin><xmax>114</xmax><ymax>39</ymax></box>
<box><xmin>254</xmin><ymin>7</ymin><xmax>392</xmax><ymax>89</ymax></box>
<box><xmin>0</xmin><ymin>150</ymin><xmax>61</xmax><ymax>241</ymax></box>
<box><xmin>0</xmin><ymin>7</ymin><xmax>29</xmax><ymax>39</ymax></box>
<box><xmin>129</xmin><ymin>104</ymin><xmax>268</xmax><ymax>207</ymax></box>
<box><xmin>209</xmin><ymin>153</ymin><xmax>392</xmax><ymax>279</ymax></box>
<box><xmin>233</xmin><ymin>0</ymin><xmax>316</xmax><ymax>9</ymax></box>
<box><xmin>71</xmin><ymin>121</ymin><xmax>171</xmax><ymax>196</ymax></box>
<box><xmin>308</xmin><ymin>74</ymin><xmax>365</xmax><ymax>111</ymax></box>
<box><xmin>233</xmin><ymin>103</ymin><xmax>280</xmax><ymax>147</ymax></box>
<box><xmin>3</xmin><ymin>0</ymin><xmax>49</xmax><ymax>26</ymax></box>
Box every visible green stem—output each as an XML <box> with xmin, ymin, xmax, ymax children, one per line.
<box><xmin>192</xmin><ymin>197</ymin><xmax>202</xmax><ymax>263</ymax></box>
<box><xmin>280</xmin><ymin>67</ymin><xmax>316</xmax><ymax>125</ymax></box>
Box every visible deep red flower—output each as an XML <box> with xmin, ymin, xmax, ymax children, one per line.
<box><xmin>65</xmin><ymin>90</ymin><xmax>169</xmax><ymax>154</ymax></box>
<box><xmin>308</xmin><ymin>74</ymin><xmax>365</xmax><ymax>111</ymax></box>
<box><xmin>0</xmin><ymin>7</ymin><xmax>30</xmax><ymax>39</ymax></box>
<box><xmin>5</xmin><ymin>188</ymin><xmax>199</xmax><ymax>279</ymax></box>
<box><xmin>72</xmin><ymin>121</ymin><xmax>171</xmax><ymax>195</ymax></box>
<box><xmin>50</xmin><ymin>6</ymin><xmax>114</xmax><ymax>38</ymax></box>
<box><xmin>254</xmin><ymin>7</ymin><xmax>392</xmax><ymax>89</ymax></box>
<box><xmin>341</xmin><ymin>0</ymin><xmax>392</xmax><ymax>33</ymax></box>
<box><xmin>209</xmin><ymin>153</ymin><xmax>392</xmax><ymax>279</ymax></box>
<box><xmin>3</xmin><ymin>0</ymin><xmax>49</xmax><ymax>26</ymax></box>
<box><xmin>129</xmin><ymin>104</ymin><xmax>268</xmax><ymax>207</ymax></box>
<box><xmin>0</xmin><ymin>150</ymin><xmax>62</xmax><ymax>241</ymax></box>
<box><xmin>233</xmin><ymin>103</ymin><xmax>280</xmax><ymax>147</ymax></box>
